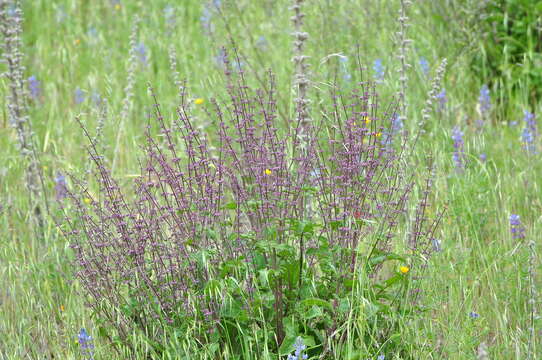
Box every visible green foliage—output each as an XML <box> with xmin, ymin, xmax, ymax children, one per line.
<box><xmin>473</xmin><ymin>0</ymin><xmax>542</xmax><ymax>105</ymax></box>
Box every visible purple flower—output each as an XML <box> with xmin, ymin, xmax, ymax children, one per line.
<box><xmin>28</xmin><ymin>76</ymin><xmax>41</xmax><ymax>100</ymax></box>
<box><xmin>521</xmin><ymin>110</ymin><xmax>537</xmax><ymax>154</ymax></box>
<box><xmin>373</xmin><ymin>58</ymin><xmax>384</xmax><ymax>81</ymax></box>
<box><xmin>287</xmin><ymin>337</ymin><xmax>308</xmax><ymax>360</ymax></box>
<box><xmin>74</xmin><ymin>87</ymin><xmax>85</xmax><ymax>104</ymax></box>
<box><xmin>451</xmin><ymin>126</ymin><xmax>465</xmax><ymax>170</ymax></box>
<box><xmin>509</xmin><ymin>214</ymin><xmax>525</xmax><ymax>239</ymax></box>
<box><xmin>479</xmin><ymin>84</ymin><xmax>491</xmax><ymax>116</ymax></box>
<box><xmin>377</xmin><ymin>356</ymin><xmax>386</xmax><ymax>360</ymax></box>
<box><xmin>479</xmin><ymin>153</ymin><xmax>486</xmax><ymax>162</ymax></box>
<box><xmin>77</xmin><ymin>328</ymin><xmax>95</xmax><ymax>360</ymax></box>
<box><xmin>469</xmin><ymin>311</ymin><xmax>480</xmax><ymax>319</ymax></box>
<box><xmin>54</xmin><ymin>172</ymin><xmax>68</xmax><ymax>201</ymax></box>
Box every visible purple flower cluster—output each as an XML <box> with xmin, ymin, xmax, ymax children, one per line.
<box><xmin>287</xmin><ymin>337</ymin><xmax>308</xmax><ymax>360</ymax></box>
<box><xmin>478</xmin><ymin>84</ymin><xmax>491</xmax><ymax>127</ymax></box>
<box><xmin>28</xmin><ymin>75</ymin><xmax>41</xmax><ymax>100</ymax></box>
<box><xmin>521</xmin><ymin>110</ymin><xmax>537</xmax><ymax>154</ymax></box>
<box><xmin>74</xmin><ymin>87</ymin><xmax>85</xmax><ymax>104</ymax></box>
<box><xmin>54</xmin><ymin>172</ymin><xmax>68</xmax><ymax>201</ymax></box>
<box><xmin>77</xmin><ymin>328</ymin><xmax>94</xmax><ymax>360</ymax></box>
<box><xmin>451</xmin><ymin>126</ymin><xmax>465</xmax><ymax>170</ymax></box>
<box><xmin>63</xmin><ymin>67</ymin><xmax>442</xmax><ymax>349</ymax></box>
<box><xmin>509</xmin><ymin>214</ymin><xmax>525</xmax><ymax>239</ymax></box>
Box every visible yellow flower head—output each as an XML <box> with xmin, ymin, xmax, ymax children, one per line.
<box><xmin>399</xmin><ymin>266</ymin><xmax>410</xmax><ymax>274</ymax></box>
<box><xmin>364</xmin><ymin>116</ymin><xmax>371</xmax><ymax>124</ymax></box>
<box><xmin>375</xmin><ymin>132</ymin><xmax>382</xmax><ymax>138</ymax></box>
<box><xmin>264</xmin><ymin>168</ymin><xmax>272</xmax><ymax>176</ymax></box>
<box><xmin>74</xmin><ymin>39</ymin><xmax>81</xmax><ymax>46</ymax></box>
<box><xmin>83</xmin><ymin>198</ymin><xmax>92</xmax><ymax>205</ymax></box>
<box><xmin>60</xmin><ymin>305</ymin><xmax>65</xmax><ymax>312</ymax></box>
<box><xmin>115</xmin><ymin>4</ymin><xmax>121</xmax><ymax>10</ymax></box>
<box><xmin>194</xmin><ymin>98</ymin><xmax>204</xmax><ymax>105</ymax></box>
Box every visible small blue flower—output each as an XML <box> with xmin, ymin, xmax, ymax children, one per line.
<box><xmin>451</xmin><ymin>126</ymin><xmax>465</xmax><ymax>171</ymax></box>
<box><xmin>436</xmin><ymin>89</ymin><xmax>447</xmax><ymax>112</ymax></box>
<box><xmin>419</xmin><ymin>56</ymin><xmax>429</xmax><ymax>77</ymax></box>
<box><xmin>339</xmin><ymin>56</ymin><xmax>351</xmax><ymax>82</ymax></box>
<box><xmin>288</xmin><ymin>337</ymin><xmax>308</xmax><ymax>360</ymax></box>
<box><xmin>136</xmin><ymin>42</ymin><xmax>148</xmax><ymax>66</ymax></box>
<box><xmin>479</xmin><ymin>84</ymin><xmax>491</xmax><ymax>116</ymax></box>
<box><xmin>373</xmin><ymin>58</ymin><xmax>384</xmax><ymax>81</ymax></box>
<box><xmin>28</xmin><ymin>75</ymin><xmax>41</xmax><ymax>100</ymax></box>
<box><xmin>54</xmin><ymin>172</ymin><xmax>68</xmax><ymax>201</ymax></box>
<box><xmin>509</xmin><ymin>214</ymin><xmax>525</xmax><ymax>239</ymax></box>
<box><xmin>521</xmin><ymin>110</ymin><xmax>537</xmax><ymax>154</ymax></box>
<box><xmin>469</xmin><ymin>311</ymin><xmax>480</xmax><ymax>319</ymax></box>
<box><xmin>74</xmin><ymin>87</ymin><xmax>85</xmax><ymax>104</ymax></box>
<box><xmin>377</xmin><ymin>355</ymin><xmax>386</xmax><ymax>360</ymax></box>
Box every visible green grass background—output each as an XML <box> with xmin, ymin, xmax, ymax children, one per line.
<box><xmin>1</xmin><ymin>0</ymin><xmax>540</xmax><ymax>358</ymax></box>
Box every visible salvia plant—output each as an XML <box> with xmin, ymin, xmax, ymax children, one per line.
<box><xmin>61</xmin><ymin>51</ymin><xmax>443</xmax><ymax>359</ymax></box>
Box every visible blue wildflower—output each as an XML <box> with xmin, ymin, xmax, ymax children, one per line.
<box><xmin>469</xmin><ymin>311</ymin><xmax>480</xmax><ymax>319</ymax></box>
<box><xmin>373</xmin><ymin>59</ymin><xmax>384</xmax><ymax>81</ymax></box>
<box><xmin>451</xmin><ymin>126</ymin><xmax>465</xmax><ymax>170</ymax></box>
<box><xmin>509</xmin><ymin>214</ymin><xmax>525</xmax><ymax>239</ymax></box>
<box><xmin>521</xmin><ymin>110</ymin><xmax>537</xmax><ymax>154</ymax></box>
<box><xmin>479</xmin><ymin>153</ymin><xmax>487</xmax><ymax>162</ymax></box>
<box><xmin>436</xmin><ymin>88</ymin><xmax>447</xmax><ymax>112</ymax></box>
<box><xmin>54</xmin><ymin>172</ymin><xmax>68</xmax><ymax>201</ymax></box>
<box><xmin>287</xmin><ymin>337</ymin><xmax>308</xmax><ymax>360</ymax></box>
<box><xmin>478</xmin><ymin>84</ymin><xmax>491</xmax><ymax>118</ymax></box>
<box><xmin>419</xmin><ymin>56</ymin><xmax>429</xmax><ymax>77</ymax></box>
<box><xmin>77</xmin><ymin>328</ymin><xmax>95</xmax><ymax>360</ymax></box>
<box><xmin>339</xmin><ymin>56</ymin><xmax>351</xmax><ymax>82</ymax></box>
<box><xmin>28</xmin><ymin>75</ymin><xmax>41</xmax><ymax>100</ymax></box>
<box><xmin>136</xmin><ymin>42</ymin><xmax>148</xmax><ymax>66</ymax></box>
<box><xmin>74</xmin><ymin>87</ymin><xmax>85</xmax><ymax>104</ymax></box>
<box><xmin>377</xmin><ymin>355</ymin><xmax>386</xmax><ymax>360</ymax></box>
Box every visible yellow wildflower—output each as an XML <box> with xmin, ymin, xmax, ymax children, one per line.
<box><xmin>399</xmin><ymin>266</ymin><xmax>410</xmax><ymax>274</ymax></box>
<box><xmin>74</xmin><ymin>39</ymin><xmax>81</xmax><ymax>46</ymax></box>
<box><xmin>83</xmin><ymin>198</ymin><xmax>92</xmax><ymax>205</ymax></box>
<box><xmin>264</xmin><ymin>168</ymin><xmax>272</xmax><ymax>176</ymax></box>
<box><xmin>60</xmin><ymin>304</ymin><xmax>65</xmax><ymax>312</ymax></box>
<box><xmin>364</xmin><ymin>116</ymin><xmax>371</xmax><ymax>124</ymax></box>
<box><xmin>194</xmin><ymin>98</ymin><xmax>204</xmax><ymax>105</ymax></box>
<box><xmin>375</xmin><ymin>132</ymin><xmax>382</xmax><ymax>138</ymax></box>
<box><xmin>115</xmin><ymin>4</ymin><xmax>121</xmax><ymax>10</ymax></box>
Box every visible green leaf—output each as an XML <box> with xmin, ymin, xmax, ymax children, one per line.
<box><xmin>300</xmin><ymin>298</ymin><xmax>333</xmax><ymax>312</ymax></box>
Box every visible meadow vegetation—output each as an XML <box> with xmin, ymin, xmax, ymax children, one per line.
<box><xmin>0</xmin><ymin>0</ymin><xmax>540</xmax><ymax>359</ymax></box>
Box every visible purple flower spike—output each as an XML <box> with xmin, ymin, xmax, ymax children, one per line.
<box><xmin>509</xmin><ymin>214</ymin><xmax>525</xmax><ymax>239</ymax></box>
<box><xmin>451</xmin><ymin>126</ymin><xmax>465</xmax><ymax>171</ymax></box>
<box><xmin>28</xmin><ymin>75</ymin><xmax>41</xmax><ymax>100</ymax></box>
<box><xmin>77</xmin><ymin>328</ymin><xmax>95</xmax><ymax>360</ymax></box>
